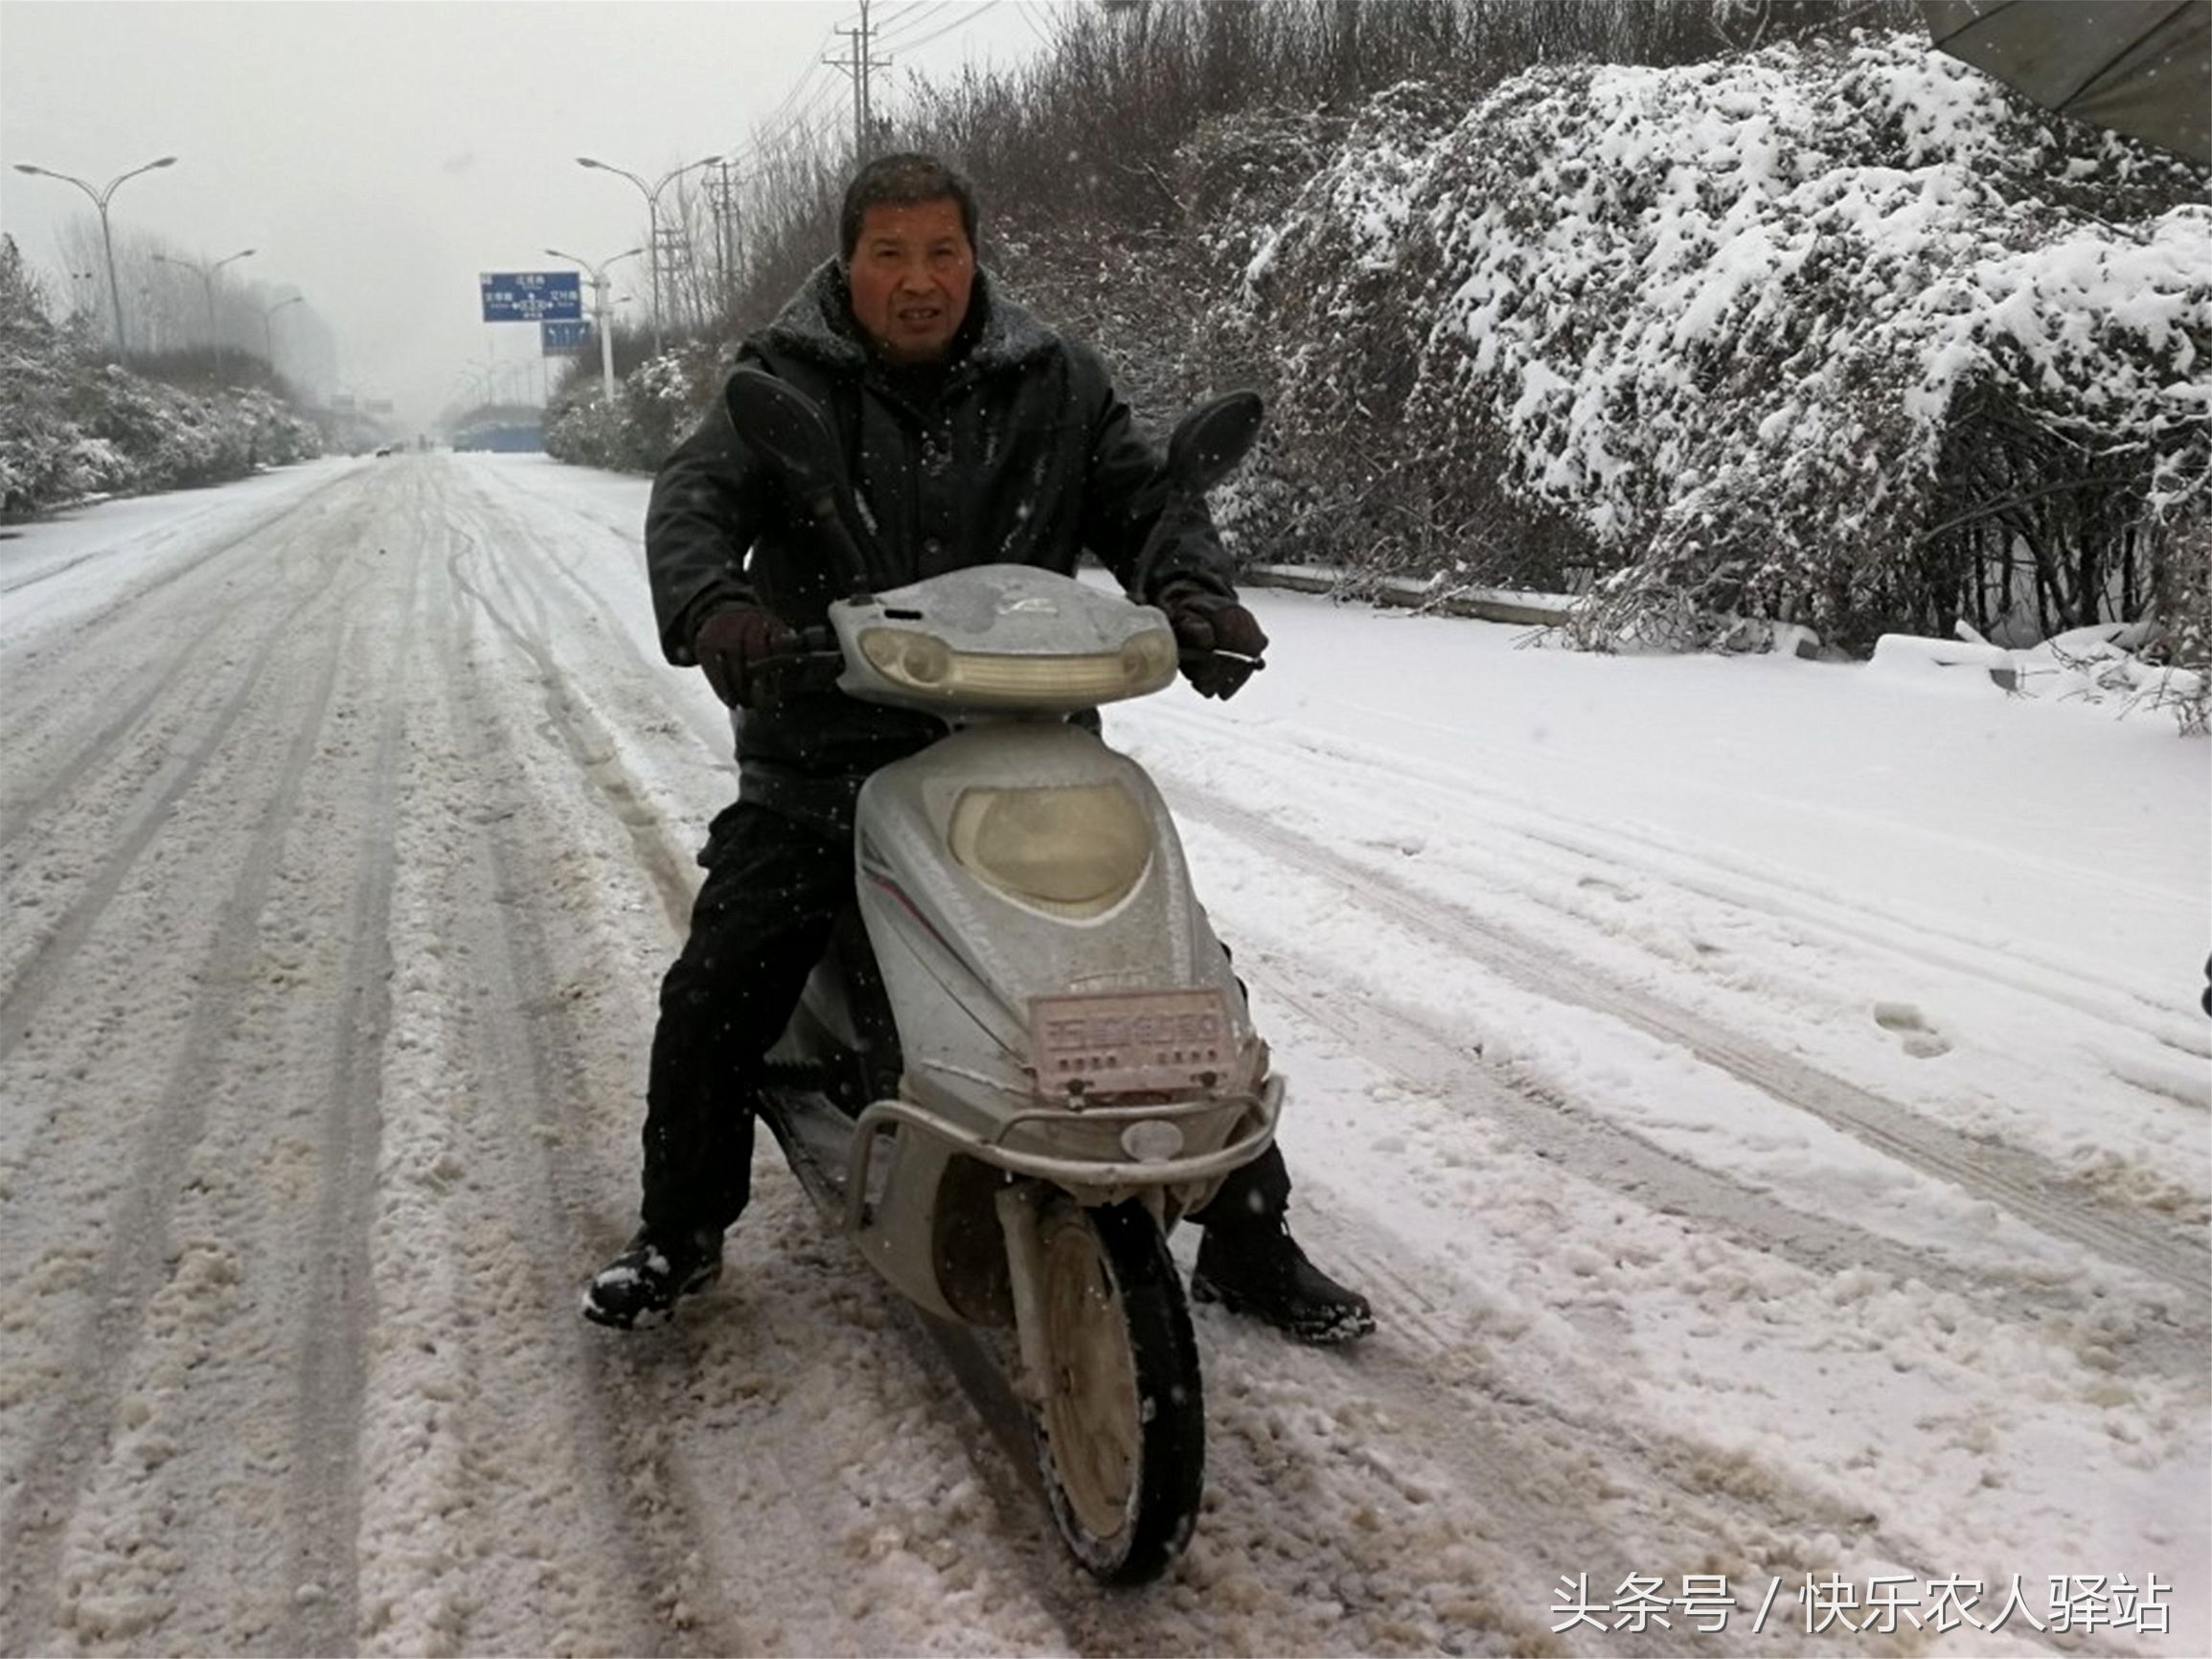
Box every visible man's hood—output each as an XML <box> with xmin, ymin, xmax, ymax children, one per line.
<box><xmin>755</xmin><ymin>259</ymin><xmax>1059</xmax><ymax>375</ymax></box>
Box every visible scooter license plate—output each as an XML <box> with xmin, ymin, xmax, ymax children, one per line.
<box><xmin>1029</xmin><ymin>989</ymin><xmax>1233</xmax><ymax>1099</ymax></box>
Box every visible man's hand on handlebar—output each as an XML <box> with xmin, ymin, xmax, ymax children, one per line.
<box><xmin>690</xmin><ymin>604</ymin><xmax>800</xmax><ymax>709</ymax></box>
<box><xmin>1156</xmin><ymin>580</ymin><xmax>1268</xmax><ymax>700</ymax></box>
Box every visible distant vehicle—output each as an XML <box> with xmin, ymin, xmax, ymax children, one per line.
<box><xmin>373</xmin><ymin>444</ymin><xmax>396</xmax><ymax>458</ymax></box>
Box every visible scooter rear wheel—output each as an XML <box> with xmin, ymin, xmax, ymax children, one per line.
<box><xmin>1032</xmin><ymin>1196</ymin><xmax>1204</xmax><ymax>1584</ymax></box>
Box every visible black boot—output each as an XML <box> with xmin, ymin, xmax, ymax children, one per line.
<box><xmin>1191</xmin><ymin>1219</ymin><xmax>1375</xmax><ymax>1346</ymax></box>
<box><xmin>581</xmin><ymin>1225</ymin><xmax>723</xmax><ymax>1329</ymax></box>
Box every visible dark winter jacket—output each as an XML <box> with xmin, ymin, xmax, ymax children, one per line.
<box><xmin>645</xmin><ymin>260</ymin><xmax>1238</xmax><ymax>828</ymax></box>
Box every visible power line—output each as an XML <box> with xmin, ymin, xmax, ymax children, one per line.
<box><xmin>762</xmin><ymin>70</ymin><xmax>846</xmax><ymax>146</ymax></box>
<box><xmin>741</xmin><ymin>17</ymin><xmax>846</xmax><ymax>148</ymax></box>
<box><xmin>1015</xmin><ymin>4</ymin><xmax>1059</xmax><ymax>50</ymax></box>
<box><xmin>876</xmin><ymin>1</ymin><xmax>959</xmax><ymax>46</ymax></box>
<box><xmin>884</xmin><ymin>0</ymin><xmax>1003</xmax><ymax>57</ymax></box>
<box><xmin>794</xmin><ymin>79</ymin><xmax>851</xmax><ymax>140</ymax></box>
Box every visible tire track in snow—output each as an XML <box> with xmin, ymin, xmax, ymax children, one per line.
<box><xmin>0</xmin><ymin>495</ymin><xmax>385</xmax><ymax>1062</ymax></box>
<box><xmin>0</xmin><ymin>601</ymin><xmax>268</xmax><ymax>856</ymax></box>
<box><xmin>442</xmin><ymin>523</ymin><xmax>697</xmax><ymax>937</ymax></box>
<box><xmin>1165</xmin><ymin>782</ymin><xmax>2211</xmax><ymax>1303</ymax></box>
<box><xmin>1237</xmin><ymin>937</ymin><xmax>2204</xmax><ymax>1375</ymax></box>
<box><xmin>445</xmin><ymin>460</ymin><xmax>731</xmax><ymax>761</ymax></box>
<box><xmin>0</xmin><ymin>464</ymin><xmax>355</xmax><ymax>605</ymax></box>
<box><xmin>0</xmin><ymin>545</ymin><xmax>110</xmax><ymax>597</ymax></box>
<box><xmin>405</xmin><ymin>521</ymin><xmax>2197</xmax><ymax>1650</ymax></box>
<box><xmin>0</xmin><ymin>546</ymin><xmax>376</xmax><ymax>861</ymax></box>
<box><xmin>0</xmin><ymin>465</ymin><xmax>364</xmax><ymax>744</ymax></box>
<box><xmin>460</xmin><ymin>815</ymin><xmax>746</xmax><ymax>1657</ymax></box>
<box><xmin>36</xmin><ymin>527</ymin><xmax>426</xmax><ymax>1653</ymax></box>
<box><xmin>0</xmin><ymin>579</ymin><xmax>351</xmax><ymax>1654</ymax></box>
<box><xmin>276</xmin><ymin>503</ymin><xmax>429</xmax><ymax>1656</ymax></box>
<box><xmin>1229</xmin><ymin>1154</ymin><xmax>2163</xmax><ymax>1659</ymax></box>
<box><xmin>1138</xmin><ymin>701</ymin><xmax>2201</xmax><ymax>1059</ymax></box>
<box><xmin>374</xmin><ymin>512</ymin><xmax>742</xmax><ymax>1654</ymax></box>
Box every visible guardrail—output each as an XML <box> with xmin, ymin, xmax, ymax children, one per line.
<box><xmin>1236</xmin><ymin>562</ymin><xmax>1581</xmax><ymax>627</ymax></box>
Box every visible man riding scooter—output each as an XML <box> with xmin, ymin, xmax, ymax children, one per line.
<box><xmin>582</xmin><ymin>151</ymin><xmax>1373</xmax><ymax>1347</ymax></box>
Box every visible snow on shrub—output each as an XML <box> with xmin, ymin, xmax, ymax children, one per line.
<box><xmin>1244</xmin><ymin>33</ymin><xmax>2210</xmax><ymax>662</ymax></box>
<box><xmin>543</xmin><ymin>394</ymin><xmax>627</xmax><ymax>470</ymax></box>
<box><xmin>0</xmin><ymin>235</ymin><xmax>321</xmax><ymax>517</ymax></box>
<box><xmin>0</xmin><ymin>236</ymin><xmax>90</xmax><ymax>516</ymax></box>
<box><xmin>544</xmin><ymin>344</ymin><xmax>723</xmax><ymax>473</ymax></box>
<box><xmin>1872</xmin><ymin>619</ymin><xmax>2207</xmax><ymax>732</ymax></box>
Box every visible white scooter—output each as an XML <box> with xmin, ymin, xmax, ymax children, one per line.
<box><xmin>730</xmin><ymin>369</ymin><xmax>1279</xmax><ymax>1583</ymax></box>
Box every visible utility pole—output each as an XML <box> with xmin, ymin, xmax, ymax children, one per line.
<box><xmin>829</xmin><ymin>0</ymin><xmax>889</xmax><ymax>161</ymax></box>
<box><xmin>653</xmin><ymin>218</ymin><xmax>688</xmax><ymax>334</ymax></box>
<box><xmin>708</xmin><ymin>161</ymin><xmax>738</xmax><ymax>306</ymax></box>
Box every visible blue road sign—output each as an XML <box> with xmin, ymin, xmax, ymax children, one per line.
<box><xmin>541</xmin><ymin>318</ymin><xmax>595</xmax><ymax>354</ymax></box>
<box><xmin>479</xmin><ymin>270</ymin><xmax>583</xmax><ymax>323</ymax></box>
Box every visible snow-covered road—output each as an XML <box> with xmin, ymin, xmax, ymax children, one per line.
<box><xmin>1</xmin><ymin>453</ymin><xmax>2204</xmax><ymax>1656</ymax></box>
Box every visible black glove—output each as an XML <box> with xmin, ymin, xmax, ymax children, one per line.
<box><xmin>1156</xmin><ymin>580</ymin><xmax>1268</xmax><ymax>699</ymax></box>
<box><xmin>690</xmin><ymin>604</ymin><xmax>798</xmax><ymax>709</ymax></box>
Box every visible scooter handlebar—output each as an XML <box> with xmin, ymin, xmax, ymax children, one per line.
<box><xmin>745</xmin><ymin>625</ymin><xmax>1268</xmax><ymax>708</ymax></box>
<box><xmin>749</xmin><ymin>626</ymin><xmax>846</xmax><ymax>710</ymax></box>
<box><xmin>1178</xmin><ymin>644</ymin><xmax>1265</xmax><ymax>699</ymax></box>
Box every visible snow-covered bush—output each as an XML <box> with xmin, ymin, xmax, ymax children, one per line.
<box><xmin>0</xmin><ymin>237</ymin><xmax>97</xmax><ymax>515</ymax></box>
<box><xmin>69</xmin><ymin>370</ymin><xmax>321</xmax><ymax>489</ymax></box>
<box><xmin>543</xmin><ymin>393</ymin><xmax>627</xmax><ymax>470</ymax></box>
<box><xmin>543</xmin><ymin>345</ymin><xmax>722</xmax><ymax>473</ymax></box>
<box><xmin>1206</xmin><ymin>82</ymin><xmax>1600</xmax><ymax>583</ymax></box>
<box><xmin>0</xmin><ymin>234</ymin><xmax>321</xmax><ymax>517</ymax></box>
<box><xmin>238</xmin><ymin>388</ymin><xmax>324</xmax><ymax>467</ymax></box>
<box><xmin>624</xmin><ymin>346</ymin><xmax>722</xmax><ymax>466</ymax></box>
<box><xmin>1242</xmin><ymin>33</ymin><xmax>2210</xmax><ymax>658</ymax></box>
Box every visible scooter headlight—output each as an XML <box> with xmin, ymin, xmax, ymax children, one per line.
<box><xmin>857</xmin><ymin>623</ymin><xmax>1177</xmax><ymax>708</ymax></box>
<box><xmin>859</xmin><ymin>627</ymin><xmax>952</xmax><ymax>687</ymax></box>
<box><xmin>948</xmin><ymin>784</ymin><xmax>1152</xmax><ymax>919</ymax></box>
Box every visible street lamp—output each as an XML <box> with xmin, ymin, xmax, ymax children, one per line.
<box><xmin>151</xmin><ymin>247</ymin><xmax>255</xmax><ymax>378</ymax></box>
<box><xmin>11</xmin><ymin>155</ymin><xmax>177</xmax><ymax>356</ymax></box>
<box><xmin>575</xmin><ymin>152</ymin><xmax>718</xmax><ymax>355</ymax></box>
<box><xmin>545</xmin><ymin>244</ymin><xmax>643</xmax><ymax>405</ymax></box>
<box><xmin>262</xmin><ymin>294</ymin><xmax>304</xmax><ymax>374</ymax></box>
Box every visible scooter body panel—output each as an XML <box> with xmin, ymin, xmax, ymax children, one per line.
<box><xmin>772</xmin><ymin>716</ymin><xmax>1277</xmax><ymax>1323</ymax></box>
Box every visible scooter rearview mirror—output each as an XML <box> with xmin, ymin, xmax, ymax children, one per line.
<box><xmin>726</xmin><ymin>367</ymin><xmax>844</xmax><ymax>496</ymax></box>
<box><xmin>1165</xmin><ymin>390</ymin><xmax>1264</xmax><ymax>493</ymax></box>
<box><xmin>724</xmin><ymin>367</ymin><xmax>874</xmax><ymax>599</ymax></box>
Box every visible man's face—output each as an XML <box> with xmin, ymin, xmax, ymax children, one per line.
<box><xmin>846</xmin><ymin>196</ymin><xmax>975</xmax><ymax>365</ymax></box>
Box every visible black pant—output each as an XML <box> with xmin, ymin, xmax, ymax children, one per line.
<box><xmin>640</xmin><ymin>798</ymin><xmax>1291</xmax><ymax>1236</ymax></box>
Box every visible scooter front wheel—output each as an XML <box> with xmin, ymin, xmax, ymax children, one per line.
<box><xmin>1031</xmin><ymin>1196</ymin><xmax>1204</xmax><ymax>1584</ymax></box>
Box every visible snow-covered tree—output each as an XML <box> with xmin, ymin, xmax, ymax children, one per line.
<box><xmin>1240</xmin><ymin>34</ymin><xmax>2210</xmax><ymax>656</ymax></box>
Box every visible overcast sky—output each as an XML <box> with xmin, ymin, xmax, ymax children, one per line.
<box><xmin>0</xmin><ymin>1</ymin><xmax>1066</xmax><ymax>429</ymax></box>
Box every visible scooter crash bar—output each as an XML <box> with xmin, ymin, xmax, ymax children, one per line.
<box><xmin>841</xmin><ymin>1076</ymin><xmax>1285</xmax><ymax>1232</ymax></box>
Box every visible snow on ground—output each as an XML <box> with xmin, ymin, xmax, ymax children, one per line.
<box><xmin>0</xmin><ymin>452</ymin><xmax>2204</xmax><ymax>1656</ymax></box>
